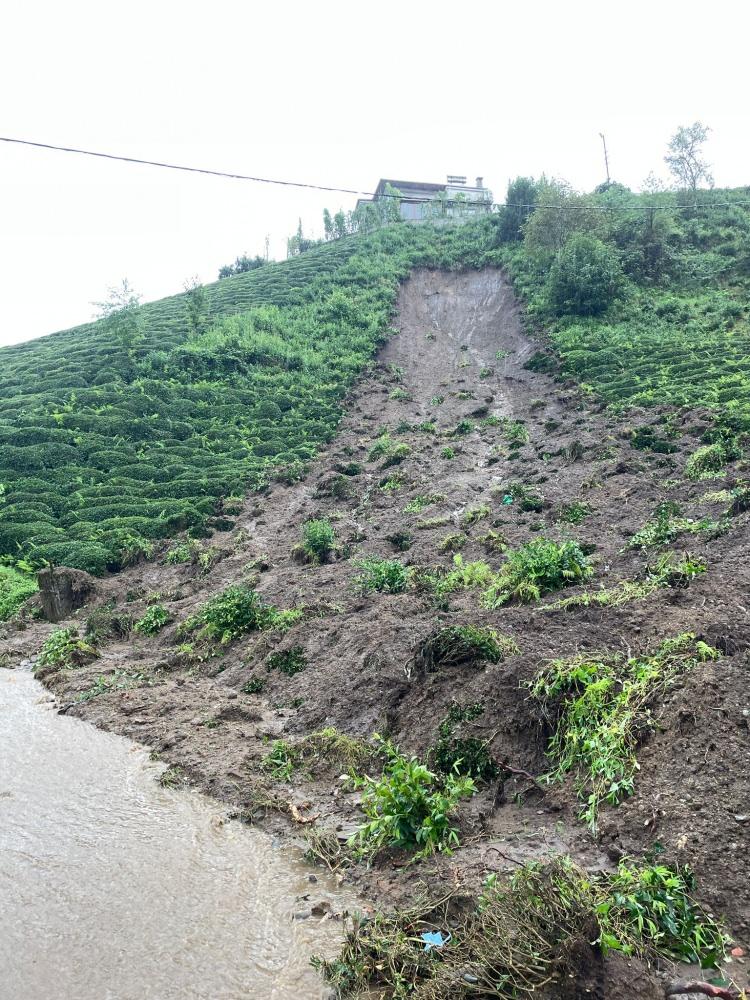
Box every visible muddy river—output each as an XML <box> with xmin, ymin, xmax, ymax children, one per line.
<box><xmin>0</xmin><ymin>668</ymin><xmax>353</xmax><ymax>1000</ymax></box>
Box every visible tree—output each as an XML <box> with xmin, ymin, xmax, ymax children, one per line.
<box><xmin>183</xmin><ymin>277</ymin><xmax>211</xmax><ymax>337</ymax></box>
<box><xmin>546</xmin><ymin>234</ymin><xmax>625</xmax><ymax>317</ymax></box>
<box><xmin>218</xmin><ymin>254</ymin><xmax>266</xmax><ymax>279</ymax></box>
<box><xmin>323</xmin><ymin>208</ymin><xmax>334</xmax><ymax>241</ymax></box>
<box><xmin>665</xmin><ymin>122</ymin><xmax>713</xmax><ymax>193</ymax></box>
<box><xmin>93</xmin><ymin>279</ymin><xmax>144</xmax><ymax>354</ymax></box>
<box><xmin>524</xmin><ymin>179</ymin><xmax>606</xmax><ymax>262</ymax></box>
<box><xmin>498</xmin><ymin>177</ymin><xmax>538</xmax><ymax>241</ymax></box>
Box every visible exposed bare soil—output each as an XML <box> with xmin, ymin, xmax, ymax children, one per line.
<box><xmin>5</xmin><ymin>269</ymin><xmax>749</xmax><ymax>997</ymax></box>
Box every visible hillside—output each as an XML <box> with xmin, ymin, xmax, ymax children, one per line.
<box><xmin>3</xmin><ymin>191</ymin><xmax>750</xmax><ymax>998</ymax></box>
<box><xmin>0</xmin><ymin>221</ymin><xmax>496</xmax><ymax>576</ymax></box>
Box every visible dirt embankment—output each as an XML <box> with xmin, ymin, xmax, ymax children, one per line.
<box><xmin>5</xmin><ymin>269</ymin><xmax>749</xmax><ymax>995</ymax></box>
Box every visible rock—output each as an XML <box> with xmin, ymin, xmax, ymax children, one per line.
<box><xmin>37</xmin><ymin>567</ymin><xmax>96</xmax><ymax>623</ymax></box>
<box><xmin>311</xmin><ymin>900</ymin><xmax>332</xmax><ymax>917</ymax></box>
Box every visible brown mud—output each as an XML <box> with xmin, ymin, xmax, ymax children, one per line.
<box><xmin>5</xmin><ymin>269</ymin><xmax>749</xmax><ymax>996</ymax></box>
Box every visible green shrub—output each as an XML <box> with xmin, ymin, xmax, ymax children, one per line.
<box><xmin>37</xmin><ymin>627</ymin><xmax>97</xmax><ymax>669</ymax></box>
<box><xmin>438</xmin><ymin>532</ymin><xmax>466</xmax><ymax>553</ymax></box>
<box><xmin>266</xmin><ymin>645</ymin><xmax>307</xmax><ymax>675</ymax></box>
<box><xmin>262</xmin><ymin>739</ymin><xmax>299</xmax><ymax>781</ymax></box>
<box><xmin>349</xmin><ymin>738</ymin><xmax>475</xmax><ymax>857</ymax></box>
<box><xmin>440</xmin><ymin>447</ymin><xmax>455</xmax><ymax>459</ymax></box>
<box><xmin>180</xmin><ymin>585</ymin><xmax>273</xmax><ymax>644</ymax></box>
<box><xmin>133</xmin><ymin>604</ymin><xmax>170</xmax><ymax>636</ymax></box>
<box><xmin>547</xmin><ymin>234</ymin><xmax>626</xmax><ymax>317</ymax></box>
<box><xmin>300</xmin><ymin>518</ymin><xmax>336</xmax><ymax>563</ymax></box>
<box><xmin>403</xmin><ymin>494</ymin><xmax>443</xmax><ymax>514</ymax></box>
<box><xmin>355</xmin><ymin>556</ymin><xmax>409</xmax><ymax>593</ymax></box>
<box><xmin>557</xmin><ymin>501</ymin><xmax>591</xmax><ymax>524</ymax></box>
<box><xmin>483</xmin><ymin>538</ymin><xmax>593</xmax><ymax>607</ymax></box>
<box><xmin>381</xmin><ymin>442</ymin><xmax>411</xmax><ymax>469</ymax></box>
<box><xmin>627</xmin><ymin>501</ymin><xmax>720</xmax><ymax>550</ymax></box>
<box><xmin>415</xmin><ymin>624</ymin><xmax>518</xmax><ymax>672</ymax></box>
<box><xmin>241</xmin><ymin>677</ymin><xmax>264</xmax><ymax>694</ymax></box>
<box><xmin>0</xmin><ymin>566</ymin><xmax>37</xmax><ymax>620</ymax></box>
<box><xmin>461</xmin><ymin>503</ymin><xmax>490</xmax><ymax>526</ymax></box>
<box><xmin>385</xmin><ymin>530</ymin><xmax>413</xmax><ymax>552</ymax></box>
<box><xmin>452</xmin><ymin>420</ymin><xmax>473</xmax><ymax>436</ymax></box>
<box><xmin>685</xmin><ymin>439</ymin><xmax>742</xmax><ymax>479</ymax></box>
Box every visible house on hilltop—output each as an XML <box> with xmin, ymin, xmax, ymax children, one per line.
<box><xmin>357</xmin><ymin>175</ymin><xmax>493</xmax><ymax>221</ymax></box>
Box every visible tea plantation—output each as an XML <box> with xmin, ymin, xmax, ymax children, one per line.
<box><xmin>500</xmin><ymin>185</ymin><xmax>750</xmax><ymax>426</ymax></box>
<box><xmin>2</xmin><ymin>183</ymin><xmax>749</xmax><ymax>579</ymax></box>
<box><xmin>0</xmin><ymin>220</ymin><xmax>498</xmax><ymax>574</ymax></box>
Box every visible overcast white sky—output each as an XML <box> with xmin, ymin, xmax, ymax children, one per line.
<box><xmin>1</xmin><ymin>0</ymin><xmax>748</xmax><ymax>346</ymax></box>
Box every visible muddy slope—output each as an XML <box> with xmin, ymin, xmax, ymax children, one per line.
<box><xmin>6</xmin><ymin>269</ymin><xmax>749</xmax><ymax>985</ymax></box>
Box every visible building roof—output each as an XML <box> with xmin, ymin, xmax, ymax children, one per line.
<box><xmin>374</xmin><ymin>178</ymin><xmax>446</xmax><ymax>199</ymax></box>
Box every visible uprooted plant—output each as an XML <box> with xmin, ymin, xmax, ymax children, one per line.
<box><xmin>431</xmin><ymin>701</ymin><xmax>498</xmax><ymax>781</ymax></box>
<box><xmin>414</xmin><ymin>624</ymin><xmax>519</xmax><ymax>674</ymax></box>
<box><xmin>177</xmin><ymin>584</ymin><xmax>302</xmax><ymax>646</ymax></box>
<box><xmin>348</xmin><ymin>737</ymin><xmax>476</xmax><ymax>859</ymax></box>
<box><xmin>544</xmin><ymin>550</ymin><xmax>707</xmax><ymax>611</ymax></box>
<box><xmin>36</xmin><ymin>626</ymin><xmax>98</xmax><ymax>671</ymax></box>
<box><xmin>529</xmin><ymin>633</ymin><xmax>720</xmax><ymax>829</ymax></box>
<box><xmin>312</xmin><ymin>856</ymin><xmax>728</xmax><ymax>998</ymax></box>
<box><xmin>482</xmin><ymin>538</ymin><xmax>593</xmax><ymax>607</ymax></box>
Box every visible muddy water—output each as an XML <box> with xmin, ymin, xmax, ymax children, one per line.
<box><xmin>0</xmin><ymin>669</ymin><xmax>353</xmax><ymax>1000</ymax></box>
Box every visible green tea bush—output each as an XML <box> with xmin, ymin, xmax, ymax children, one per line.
<box><xmin>685</xmin><ymin>438</ymin><xmax>742</xmax><ymax>479</ymax></box>
<box><xmin>133</xmin><ymin>604</ymin><xmax>170</xmax><ymax>636</ymax></box>
<box><xmin>180</xmin><ymin>585</ymin><xmax>280</xmax><ymax>644</ymax></box>
<box><xmin>0</xmin><ymin>566</ymin><xmax>37</xmax><ymax>620</ymax></box>
<box><xmin>355</xmin><ymin>556</ymin><xmax>409</xmax><ymax>593</ymax></box>
<box><xmin>483</xmin><ymin>538</ymin><xmax>593</xmax><ymax>607</ymax></box>
<box><xmin>266</xmin><ymin>645</ymin><xmax>307</xmax><ymax>675</ymax></box>
<box><xmin>349</xmin><ymin>738</ymin><xmax>475</xmax><ymax>858</ymax></box>
<box><xmin>37</xmin><ymin>627</ymin><xmax>97</xmax><ymax>669</ymax></box>
<box><xmin>299</xmin><ymin>519</ymin><xmax>336</xmax><ymax>563</ymax></box>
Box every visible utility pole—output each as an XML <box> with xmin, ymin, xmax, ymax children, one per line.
<box><xmin>599</xmin><ymin>133</ymin><xmax>611</xmax><ymax>186</ymax></box>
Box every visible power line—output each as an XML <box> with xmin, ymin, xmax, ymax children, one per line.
<box><xmin>1</xmin><ymin>134</ymin><xmax>749</xmax><ymax>211</ymax></box>
<box><xmin>0</xmin><ymin>135</ymin><xmax>374</xmax><ymax>196</ymax></box>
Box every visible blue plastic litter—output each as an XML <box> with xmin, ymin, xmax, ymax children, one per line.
<box><xmin>421</xmin><ymin>931</ymin><xmax>450</xmax><ymax>951</ymax></box>
<box><xmin>501</xmin><ymin>494</ymin><xmax>514</xmax><ymax>505</ymax></box>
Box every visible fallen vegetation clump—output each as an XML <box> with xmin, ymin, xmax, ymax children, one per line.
<box><xmin>415</xmin><ymin>625</ymin><xmax>518</xmax><ymax>673</ymax></box>
<box><xmin>293</xmin><ymin>518</ymin><xmax>337</xmax><ymax>564</ymax></box>
<box><xmin>355</xmin><ymin>556</ymin><xmax>410</xmax><ymax>593</ymax></box>
<box><xmin>178</xmin><ymin>584</ymin><xmax>301</xmax><ymax>645</ymax></box>
<box><xmin>313</xmin><ymin>856</ymin><xmax>728</xmax><ymax>998</ymax></box>
<box><xmin>36</xmin><ymin>626</ymin><xmax>98</xmax><ymax>670</ymax></box>
<box><xmin>482</xmin><ymin>538</ymin><xmax>593</xmax><ymax>607</ymax></box>
<box><xmin>529</xmin><ymin>633</ymin><xmax>720</xmax><ymax>829</ymax></box>
<box><xmin>626</xmin><ymin>501</ymin><xmax>725</xmax><ymax>550</ymax></box>
<box><xmin>544</xmin><ymin>551</ymin><xmax>707</xmax><ymax>611</ymax></box>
